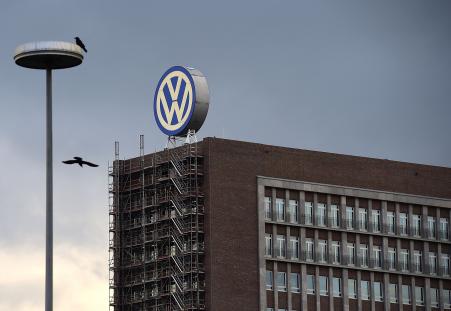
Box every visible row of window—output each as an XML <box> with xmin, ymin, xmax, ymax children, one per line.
<box><xmin>265</xmin><ymin>234</ymin><xmax>450</xmax><ymax>276</ymax></box>
<box><xmin>265</xmin><ymin>197</ymin><xmax>450</xmax><ymax>240</ymax></box>
<box><xmin>266</xmin><ymin>271</ymin><xmax>451</xmax><ymax>308</ymax></box>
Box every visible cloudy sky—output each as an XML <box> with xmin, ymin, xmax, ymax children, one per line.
<box><xmin>1</xmin><ymin>1</ymin><xmax>450</xmax><ymax>310</ymax></box>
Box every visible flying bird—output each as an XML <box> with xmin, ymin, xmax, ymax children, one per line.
<box><xmin>75</xmin><ymin>37</ymin><xmax>87</xmax><ymax>53</ymax></box>
<box><xmin>63</xmin><ymin>157</ymin><xmax>98</xmax><ymax>167</ymax></box>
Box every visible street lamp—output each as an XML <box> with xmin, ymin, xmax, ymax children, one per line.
<box><xmin>14</xmin><ymin>41</ymin><xmax>84</xmax><ymax>311</ymax></box>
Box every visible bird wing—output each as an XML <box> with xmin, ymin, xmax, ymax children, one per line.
<box><xmin>62</xmin><ymin>160</ymin><xmax>77</xmax><ymax>164</ymax></box>
<box><xmin>82</xmin><ymin>161</ymin><xmax>99</xmax><ymax>167</ymax></box>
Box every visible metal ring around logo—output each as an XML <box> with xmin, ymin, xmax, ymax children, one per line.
<box><xmin>154</xmin><ymin>66</ymin><xmax>196</xmax><ymax>136</ymax></box>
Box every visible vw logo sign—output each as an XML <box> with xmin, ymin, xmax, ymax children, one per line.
<box><xmin>154</xmin><ymin>66</ymin><xmax>209</xmax><ymax>136</ymax></box>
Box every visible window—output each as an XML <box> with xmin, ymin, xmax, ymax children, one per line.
<box><xmin>331</xmin><ymin>241</ymin><xmax>340</xmax><ymax>264</ymax></box>
<box><xmin>444</xmin><ymin>289</ymin><xmax>451</xmax><ymax>309</ymax></box>
<box><xmin>388</xmin><ymin>247</ymin><xmax>396</xmax><ymax>270</ymax></box>
<box><xmin>319</xmin><ymin>276</ymin><xmax>328</xmax><ymax>296</ymax></box>
<box><xmin>373</xmin><ymin>281</ymin><xmax>383</xmax><ymax>302</ymax></box>
<box><xmin>412</xmin><ymin>214</ymin><xmax>421</xmax><ymax>237</ymax></box>
<box><xmin>361</xmin><ymin>280</ymin><xmax>370</xmax><ymax>300</ymax></box>
<box><xmin>440</xmin><ymin>218</ymin><xmax>449</xmax><ymax>240</ymax></box>
<box><xmin>290</xmin><ymin>237</ymin><xmax>299</xmax><ymax>260</ymax></box>
<box><xmin>413</xmin><ymin>250</ymin><xmax>422</xmax><ymax>273</ymax></box>
<box><xmin>306</xmin><ymin>275</ymin><xmax>315</xmax><ymax>294</ymax></box>
<box><xmin>318</xmin><ymin>240</ymin><xmax>327</xmax><ymax>263</ymax></box>
<box><xmin>276</xmin><ymin>235</ymin><xmax>286</xmax><ymax>258</ymax></box>
<box><xmin>360</xmin><ymin>244</ymin><xmax>368</xmax><ymax>267</ymax></box>
<box><xmin>290</xmin><ymin>273</ymin><xmax>300</xmax><ymax>293</ymax></box>
<box><xmin>317</xmin><ymin>203</ymin><xmax>326</xmax><ymax>226</ymax></box>
<box><xmin>429</xmin><ymin>252</ymin><xmax>437</xmax><ymax>274</ymax></box>
<box><xmin>347</xmin><ymin>243</ymin><xmax>355</xmax><ymax>265</ymax></box>
<box><xmin>266</xmin><ymin>308</ymin><xmax>274</xmax><ymax>311</ymax></box>
<box><xmin>305</xmin><ymin>239</ymin><xmax>314</xmax><ymax>261</ymax></box>
<box><xmin>415</xmin><ymin>286</ymin><xmax>424</xmax><ymax>306</ymax></box>
<box><xmin>330</xmin><ymin>204</ymin><xmax>340</xmax><ymax>227</ymax></box>
<box><xmin>265</xmin><ymin>234</ymin><xmax>272</xmax><ymax>256</ymax></box>
<box><xmin>276</xmin><ymin>272</ymin><xmax>287</xmax><ymax>292</ymax></box>
<box><xmin>400</xmin><ymin>249</ymin><xmax>409</xmax><ymax>272</ymax></box>
<box><xmin>276</xmin><ymin>198</ymin><xmax>285</xmax><ymax>221</ymax></box>
<box><xmin>400</xmin><ymin>213</ymin><xmax>408</xmax><ymax>235</ymax></box>
<box><xmin>372</xmin><ymin>210</ymin><xmax>381</xmax><ymax>232</ymax></box>
<box><xmin>266</xmin><ymin>271</ymin><xmax>273</xmax><ymax>290</ymax></box>
<box><xmin>402</xmin><ymin>285</ymin><xmax>410</xmax><ymax>305</ymax></box>
<box><xmin>431</xmin><ymin>288</ymin><xmax>439</xmax><ymax>307</ymax></box>
<box><xmin>264</xmin><ymin>197</ymin><xmax>272</xmax><ymax>220</ymax></box>
<box><xmin>428</xmin><ymin>216</ymin><xmax>436</xmax><ymax>238</ymax></box>
<box><xmin>442</xmin><ymin>254</ymin><xmax>450</xmax><ymax>276</ymax></box>
<box><xmin>348</xmin><ymin>279</ymin><xmax>357</xmax><ymax>299</ymax></box>
<box><xmin>389</xmin><ymin>283</ymin><xmax>398</xmax><ymax>303</ymax></box>
<box><xmin>358</xmin><ymin>208</ymin><xmax>368</xmax><ymax>231</ymax></box>
<box><xmin>387</xmin><ymin>211</ymin><xmax>395</xmax><ymax>233</ymax></box>
<box><xmin>288</xmin><ymin>199</ymin><xmax>298</xmax><ymax>223</ymax></box>
<box><xmin>346</xmin><ymin>207</ymin><xmax>354</xmax><ymax>229</ymax></box>
<box><xmin>373</xmin><ymin>246</ymin><xmax>382</xmax><ymax>268</ymax></box>
<box><xmin>333</xmin><ymin>277</ymin><xmax>341</xmax><ymax>297</ymax></box>
<box><xmin>304</xmin><ymin>202</ymin><xmax>313</xmax><ymax>225</ymax></box>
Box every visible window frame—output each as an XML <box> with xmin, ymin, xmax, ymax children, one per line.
<box><xmin>305</xmin><ymin>238</ymin><xmax>314</xmax><ymax>262</ymax></box>
<box><xmin>412</xmin><ymin>214</ymin><xmax>422</xmax><ymax>237</ymax></box>
<box><xmin>319</xmin><ymin>275</ymin><xmax>328</xmax><ymax>296</ymax></box>
<box><xmin>389</xmin><ymin>283</ymin><xmax>398</xmax><ymax>303</ymax></box>
<box><xmin>289</xmin><ymin>236</ymin><xmax>299</xmax><ymax>260</ymax></box>
<box><xmin>304</xmin><ymin>202</ymin><xmax>313</xmax><ymax>225</ymax></box>
<box><xmin>387</xmin><ymin>211</ymin><xmax>395</xmax><ymax>234</ymax></box>
<box><xmin>332</xmin><ymin>277</ymin><xmax>342</xmax><ymax>297</ymax></box>
<box><xmin>276</xmin><ymin>271</ymin><xmax>287</xmax><ymax>292</ymax></box>
<box><xmin>264</xmin><ymin>196</ymin><xmax>272</xmax><ymax>220</ymax></box>
<box><xmin>372</xmin><ymin>210</ymin><xmax>381</xmax><ymax>232</ymax></box>
<box><xmin>318</xmin><ymin>240</ymin><xmax>328</xmax><ymax>263</ymax></box>
<box><xmin>400</xmin><ymin>249</ymin><xmax>409</xmax><ymax>272</ymax></box>
<box><xmin>265</xmin><ymin>234</ymin><xmax>272</xmax><ymax>257</ymax></box>
<box><xmin>288</xmin><ymin>199</ymin><xmax>299</xmax><ymax>224</ymax></box>
<box><xmin>266</xmin><ymin>270</ymin><xmax>273</xmax><ymax>290</ymax></box>
<box><xmin>401</xmin><ymin>284</ymin><xmax>411</xmax><ymax>305</ymax></box>
<box><xmin>361</xmin><ymin>280</ymin><xmax>370</xmax><ymax>300</ymax></box>
<box><xmin>290</xmin><ymin>272</ymin><xmax>301</xmax><ymax>293</ymax></box>
<box><xmin>306</xmin><ymin>274</ymin><xmax>315</xmax><ymax>295</ymax></box>
<box><xmin>427</xmin><ymin>216</ymin><xmax>436</xmax><ymax>238</ymax></box>
<box><xmin>317</xmin><ymin>203</ymin><xmax>326</xmax><ymax>226</ymax></box>
<box><xmin>373</xmin><ymin>281</ymin><xmax>383</xmax><ymax>302</ymax></box>
<box><xmin>415</xmin><ymin>286</ymin><xmax>424</xmax><ymax>306</ymax></box>
<box><xmin>276</xmin><ymin>198</ymin><xmax>285</xmax><ymax>222</ymax></box>
<box><xmin>330</xmin><ymin>204</ymin><xmax>340</xmax><ymax>228</ymax></box>
<box><xmin>331</xmin><ymin>241</ymin><xmax>341</xmax><ymax>264</ymax></box>
<box><xmin>346</xmin><ymin>206</ymin><xmax>354</xmax><ymax>229</ymax></box>
<box><xmin>347</xmin><ymin>243</ymin><xmax>355</xmax><ymax>266</ymax></box>
<box><xmin>276</xmin><ymin>235</ymin><xmax>286</xmax><ymax>258</ymax></box>
<box><xmin>348</xmin><ymin>278</ymin><xmax>357</xmax><ymax>299</ymax></box>
<box><xmin>358</xmin><ymin>208</ymin><xmax>368</xmax><ymax>231</ymax></box>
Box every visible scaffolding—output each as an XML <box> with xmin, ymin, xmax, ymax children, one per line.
<box><xmin>109</xmin><ymin>134</ymin><xmax>205</xmax><ymax>311</ymax></box>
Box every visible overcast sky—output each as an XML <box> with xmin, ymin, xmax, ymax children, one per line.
<box><xmin>1</xmin><ymin>1</ymin><xmax>450</xmax><ymax>310</ymax></box>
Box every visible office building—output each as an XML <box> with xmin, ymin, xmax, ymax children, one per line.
<box><xmin>109</xmin><ymin>137</ymin><xmax>451</xmax><ymax>311</ymax></box>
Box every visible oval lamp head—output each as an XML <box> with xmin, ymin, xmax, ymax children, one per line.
<box><xmin>14</xmin><ymin>41</ymin><xmax>84</xmax><ymax>70</ymax></box>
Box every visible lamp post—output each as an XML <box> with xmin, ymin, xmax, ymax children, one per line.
<box><xmin>14</xmin><ymin>41</ymin><xmax>84</xmax><ymax>311</ymax></box>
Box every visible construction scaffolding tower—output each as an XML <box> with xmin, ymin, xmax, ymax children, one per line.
<box><xmin>109</xmin><ymin>134</ymin><xmax>205</xmax><ymax>311</ymax></box>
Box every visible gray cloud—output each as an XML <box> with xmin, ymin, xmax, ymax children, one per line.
<box><xmin>1</xmin><ymin>1</ymin><xmax>450</xmax><ymax>309</ymax></box>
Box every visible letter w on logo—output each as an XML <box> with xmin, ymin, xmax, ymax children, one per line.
<box><xmin>160</xmin><ymin>77</ymin><xmax>190</xmax><ymax>124</ymax></box>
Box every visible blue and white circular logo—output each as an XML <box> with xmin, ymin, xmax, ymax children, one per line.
<box><xmin>154</xmin><ymin>66</ymin><xmax>196</xmax><ymax>136</ymax></box>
